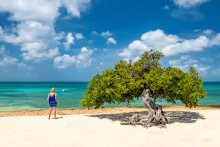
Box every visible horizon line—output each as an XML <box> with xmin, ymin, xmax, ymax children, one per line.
<box><xmin>0</xmin><ymin>81</ymin><xmax>220</xmax><ymax>82</ymax></box>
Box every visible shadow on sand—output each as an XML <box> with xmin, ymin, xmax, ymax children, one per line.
<box><xmin>86</xmin><ymin>111</ymin><xmax>205</xmax><ymax>124</ymax></box>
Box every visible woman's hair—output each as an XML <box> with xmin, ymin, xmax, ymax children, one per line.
<box><xmin>50</xmin><ymin>87</ymin><xmax>56</xmax><ymax>93</ymax></box>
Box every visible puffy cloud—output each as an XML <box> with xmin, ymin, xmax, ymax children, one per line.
<box><xmin>203</xmin><ymin>29</ymin><xmax>213</xmax><ymax>35</ymax></box>
<box><xmin>141</xmin><ymin>29</ymin><xmax>180</xmax><ymax>50</ymax></box>
<box><xmin>0</xmin><ymin>21</ymin><xmax>60</xmax><ymax>61</ymax></box>
<box><xmin>0</xmin><ymin>56</ymin><xmax>32</xmax><ymax>72</ymax></box>
<box><xmin>22</xmin><ymin>47</ymin><xmax>59</xmax><ymax>62</ymax></box>
<box><xmin>118</xmin><ymin>40</ymin><xmax>147</xmax><ymax>62</ymax></box>
<box><xmin>76</xmin><ymin>47</ymin><xmax>93</xmax><ymax>67</ymax></box>
<box><xmin>209</xmin><ymin>33</ymin><xmax>220</xmax><ymax>46</ymax></box>
<box><xmin>53</xmin><ymin>54</ymin><xmax>76</xmax><ymax>69</ymax></box>
<box><xmin>17</xmin><ymin>62</ymin><xmax>32</xmax><ymax>70</ymax></box>
<box><xmin>101</xmin><ymin>31</ymin><xmax>112</xmax><ymax>37</ymax></box>
<box><xmin>0</xmin><ymin>0</ymin><xmax>61</xmax><ymax>22</ymax></box>
<box><xmin>75</xmin><ymin>33</ymin><xmax>84</xmax><ymax>40</ymax></box>
<box><xmin>0</xmin><ymin>0</ymin><xmax>91</xmax><ymax>21</ymax></box>
<box><xmin>54</xmin><ymin>47</ymin><xmax>93</xmax><ymax>69</ymax></box>
<box><xmin>107</xmin><ymin>37</ymin><xmax>117</xmax><ymax>45</ymax></box>
<box><xmin>0</xmin><ymin>0</ymin><xmax>91</xmax><ymax>62</ymax></box>
<box><xmin>173</xmin><ymin>0</ymin><xmax>210</xmax><ymax>8</ymax></box>
<box><xmin>63</xmin><ymin>33</ymin><xmax>74</xmax><ymax>50</ymax></box>
<box><xmin>171</xmin><ymin>0</ymin><xmax>209</xmax><ymax>20</ymax></box>
<box><xmin>168</xmin><ymin>55</ymin><xmax>209</xmax><ymax>72</ymax></box>
<box><xmin>118</xmin><ymin>29</ymin><xmax>217</xmax><ymax>61</ymax></box>
<box><xmin>0</xmin><ymin>56</ymin><xmax>18</xmax><ymax>67</ymax></box>
<box><xmin>55</xmin><ymin>31</ymin><xmax>65</xmax><ymax>41</ymax></box>
<box><xmin>62</xmin><ymin>0</ymin><xmax>91</xmax><ymax>18</ymax></box>
<box><xmin>192</xmin><ymin>64</ymin><xmax>210</xmax><ymax>72</ymax></box>
<box><xmin>162</xmin><ymin>36</ymin><xmax>209</xmax><ymax>56</ymax></box>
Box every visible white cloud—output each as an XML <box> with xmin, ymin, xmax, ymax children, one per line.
<box><xmin>54</xmin><ymin>47</ymin><xmax>93</xmax><ymax>69</ymax></box>
<box><xmin>0</xmin><ymin>45</ymin><xmax>5</xmax><ymax>54</ymax></box>
<box><xmin>192</xmin><ymin>64</ymin><xmax>210</xmax><ymax>72</ymax></box>
<box><xmin>203</xmin><ymin>29</ymin><xmax>213</xmax><ymax>35</ymax></box>
<box><xmin>162</xmin><ymin>36</ymin><xmax>209</xmax><ymax>56</ymax></box>
<box><xmin>209</xmin><ymin>33</ymin><xmax>220</xmax><ymax>46</ymax></box>
<box><xmin>118</xmin><ymin>40</ymin><xmax>147</xmax><ymax>62</ymax></box>
<box><xmin>0</xmin><ymin>0</ymin><xmax>91</xmax><ymax>62</ymax></box>
<box><xmin>0</xmin><ymin>21</ymin><xmax>60</xmax><ymax>61</ymax></box>
<box><xmin>0</xmin><ymin>0</ymin><xmax>61</xmax><ymax>22</ymax></box>
<box><xmin>141</xmin><ymin>29</ymin><xmax>180</xmax><ymax>50</ymax></box>
<box><xmin>0</xmin><ymin>0</ymin><xmax>91</xmax><ymax>21</ymax></box>
<box><xmin>54</xmin><ymin>54</ymin><xmax>76</xmax><ymax>69</ymax></box>
<box><xmin>169</xmin><ymin>55</ymin><xmax>209</xmax><ymax>72</ymax></box>
<box><xmin>63</xmin><ymin>33</ymin><xmax>74</xmax><ymax>50</ymax></box>
<box><xmin>22</xmin><ymin>47</ymin><xmax>59</xmax><ymax>62</ymax></box>
<box><xmin>55</xmin><ymin>31</ymin><xmax>65</xmax><ymax>40</ymax></box>
<box><xmin>75</xmin><ymin>33</ymin><xmax>84</xmax><ymax>40</ymax></box>
<box><xmin>17</xmin><ymin>62</ymin><xmax>32</xmax><ymax>70</ymax></box>
<box><xmin>173</xmin><ymin>0</ymin><xmax>210</xmax><ymax>8</ymax></box>
<box><xmin>62</xmin><ymin>0</ymin><xmax>91</xmax><ymax>18</ymax></box>
<box><xmin>107</xmin><ymin>37</ymin><xmax>117</xmax><ymax>45</ymax></box>
<box><xmin>77</xmin><ymin>47</ymin><xmax>93</xmax><ymax>67</ymax></box>
<box><xmin>101</xmin><ymin>31</ymin><xmax>112</xmax><ymax>37</ymax></box>
<box><xmin>0</xmin><ymin>56</ymin><xmax>32</xmax><ymax>72</ymax></box>
<box><xmin>119</xmin><ymin>29</ymin><xmax>215</xmax><ymax>61</ymax></box>
<box><xmin>0</xmin><ymin>56</ymin><xmax>17</xmax><ymax>67</ymax></box>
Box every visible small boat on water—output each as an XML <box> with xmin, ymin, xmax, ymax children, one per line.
<box><xmin>62</xmin><ymin>89</ymin><xmax>67</xmax><ymax>92</ymax></box>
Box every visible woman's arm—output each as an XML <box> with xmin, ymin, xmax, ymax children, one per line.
<box><xmin>55</xmin><ymin>94</ymin><xmax>58</xmax><ymax>103</ymax></box>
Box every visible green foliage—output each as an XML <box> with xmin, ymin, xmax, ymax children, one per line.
<box><xmin>80</xmin><ymin>49</ymin><xmax>207</xmax><ymax>109</ymax></box>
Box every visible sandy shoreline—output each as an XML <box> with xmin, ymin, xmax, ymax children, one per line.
<box><xmin>1</xmin><ymin>105</ymin><xmax>220</xmax><ymax>117</ymax></box>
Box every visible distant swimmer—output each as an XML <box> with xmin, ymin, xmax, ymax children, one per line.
<box><xmin>62</xmin><ymin>89</ymin><xmax>67</xmax><ymax>92</ymax></box>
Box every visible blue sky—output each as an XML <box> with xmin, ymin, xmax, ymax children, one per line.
<box><xmin>0</xmin><ymin>0</ymin><xmax>220</xmax><ymax>81</ymax></box>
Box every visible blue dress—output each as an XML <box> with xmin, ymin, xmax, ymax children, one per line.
<box><xmin>48</xmin><ymin>94</ymin><xmax>57</xmax><ymax>107</ymax></box>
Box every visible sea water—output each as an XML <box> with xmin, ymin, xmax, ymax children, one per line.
<box><xmin>0</xmin><ymin>82</ymin><xmax>219</xmax><ymax>111</ymax></box>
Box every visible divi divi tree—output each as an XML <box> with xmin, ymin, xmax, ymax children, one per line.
<box><xmin>81</xmin><ymin>50</ymin><xmax>206</xmax><ymax>127</ymax></box>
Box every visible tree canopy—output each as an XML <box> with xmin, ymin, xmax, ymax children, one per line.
<box><xmin>80</xmin><ymin>50</ymin><xmax>206</xmax><ymax>109</ymax></box>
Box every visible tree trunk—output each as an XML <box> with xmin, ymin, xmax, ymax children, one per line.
<box><xmin>120</xmin><ymin>89</ymin><xmax>168</xmax><ymax>128</ymax></box>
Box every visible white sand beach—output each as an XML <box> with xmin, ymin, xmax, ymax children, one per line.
<box><xmin>0</xmin><ymin>110</ymin><xmax>219</xmax><ymax>147</ymax></box>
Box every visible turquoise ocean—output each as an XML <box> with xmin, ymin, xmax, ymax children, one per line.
<box><xmin>0</xmin><ymin>82</ymin><xmax>219</xmax><ymax>111</ymax></box>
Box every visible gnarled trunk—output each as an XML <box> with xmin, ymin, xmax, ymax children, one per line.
<box><xmin>121</xmin><ymin>89</ymin><xmax>168</xmax><ymax>128</ymax></box>
<box><xmin>140</xmin><ymin>89</ymin><xmax>168</xmax><ymax>125</ymax></box>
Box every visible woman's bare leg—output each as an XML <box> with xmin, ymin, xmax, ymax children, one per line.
<box><xmin>48</xmin><ymin>107</ymin><xmax>52</xmax><ymax>119</ymax></box>
<box><xmin>53</xmin><ymin>107</ymin><xmax>57</xmax><ymax>119</ymax></box>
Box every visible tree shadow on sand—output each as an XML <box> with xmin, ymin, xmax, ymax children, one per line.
<box><xmin>86</xmin><ymin>111</ymin><xmax>205</xmax><ymax>124</ymax></box>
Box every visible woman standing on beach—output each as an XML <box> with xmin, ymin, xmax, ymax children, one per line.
<box><xmin>47</xmin><ymin>88</ymin><xmax>58</xmax><ymax>119</ymax></box>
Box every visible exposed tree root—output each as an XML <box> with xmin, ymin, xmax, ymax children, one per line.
<box><xmin>120</xmin><ymin>89</ymin><xmax>168</xmax><ymax>128</ymax></box>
